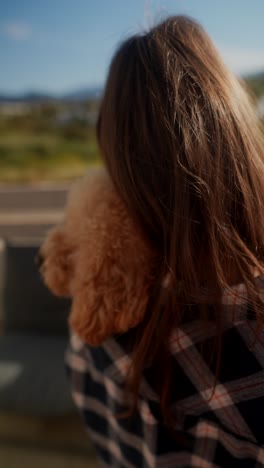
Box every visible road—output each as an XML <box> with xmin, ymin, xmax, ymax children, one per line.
<box><xmin>0</xmin><ymin>184</ymin><xmax>70</xmax><ymax>240</ymax></box>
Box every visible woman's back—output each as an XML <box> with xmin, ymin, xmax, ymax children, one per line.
<box><xmin>66</xmin><ymin>278</ymin><xmax>264</xmax><ymax>466</ymax></box>
<box><xmin>62</xmin><ymin>15</ymin><xmax>264</xmax><ymax>467</ymax></box>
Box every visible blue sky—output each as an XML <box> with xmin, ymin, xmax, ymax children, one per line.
<box><xmin>1</xmin><ymin>0</ymin><xmax>264</xmax><ymax>93</ymax></box>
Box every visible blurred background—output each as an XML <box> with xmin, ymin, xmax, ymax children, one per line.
<box><xmin>0</xmin><ymin>1</ymin><xmax>263</xmax><ymax>467</ymax></box>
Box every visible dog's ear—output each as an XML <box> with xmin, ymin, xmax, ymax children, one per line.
<box><xmin>69</xmin><ymin>194</ymin><xmax>158</xmax><ymax>346</ymax></box>
<box><xmin>39</xmin><ymin>225</ymin><xmax>76</xmax><ymax>297</ymax></box>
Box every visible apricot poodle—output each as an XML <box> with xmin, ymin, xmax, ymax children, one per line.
<box><xmin>39</xmin><ymin>168</ymin><xmax>158</xmax><ymax>345</ymax></box>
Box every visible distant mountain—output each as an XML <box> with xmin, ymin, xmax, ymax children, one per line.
<box><xmin>0</xmin><ymin>69</ymin><xmax>263</xmax><ymax>104</ymax></box>
<box><xmin>245</xmin><ymin>70</ymin><xmax>264</xmax><ymax>80</ymax></box>
<box><xmin>0</xmin><ymin>91</ymin><xmax>54</xmax><ymax>103</ymax></box>
<box><xmin>0</xmin><ymin>86</ymin><xmax>103</xmax><ymax>103</ymax></box>
<box><xmin>62</xmin><ymin>86</ymin><xmax>102</xmax><ymax>101</ymax></box>
<box><xmin>244</xmin><ymin>71</ymin><xmax>264</xmax><ymax>98</ymax></box>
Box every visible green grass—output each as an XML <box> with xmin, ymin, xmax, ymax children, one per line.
<box><xmin>0</xmin><ymin>131</ymin><xmax>102</xmax><ymax>183</ymax></box>
<box><xmin>0</xmin><ymin>84</ymin><xmax>262</xmax><ymax>184</ymax></box>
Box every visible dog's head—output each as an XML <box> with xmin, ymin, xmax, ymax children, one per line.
<box><xmin>39</xmin><ymin>168</ymin><xmax>158</xmax><ymax>345</ymax></box>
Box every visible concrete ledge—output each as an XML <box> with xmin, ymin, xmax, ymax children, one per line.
<box><xmin>0</xmin><ymin>412</ymin><xmax>94</xmax><ymax>454</ymax></box>
<box><xmin>0</xmin><ymin>412</ymin><xmax>98</xmax><ymax>468</ymax></box>
<box><xmin>0</xmin><ymin>445</ymin><xmax>98</xmax><ymax>468</ymax></box>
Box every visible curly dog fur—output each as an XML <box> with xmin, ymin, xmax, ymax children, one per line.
<box><xmin>39</xmin><ymin>168</ymin><xmax>158</xmax><ymax>345</ymax></box>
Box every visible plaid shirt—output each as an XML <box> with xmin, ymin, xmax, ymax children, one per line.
<box><xmin>65</xmin><ymin>279</ymin><xmax>264</xmax><ymax>467</ymax></box>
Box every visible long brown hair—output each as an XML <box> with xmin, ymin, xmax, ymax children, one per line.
<box><xmin>97</xmin><ymin>16</ymin><xmax>264</xmax><ymax>426</ymax></box>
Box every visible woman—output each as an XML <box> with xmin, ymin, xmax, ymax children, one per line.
<box><xmin>66</xmin><ymin>16</ymin><xmax>264</xmax><ymax>466</ymax></box>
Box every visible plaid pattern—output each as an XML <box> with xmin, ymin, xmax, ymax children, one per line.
<box><xmin>65</xmin><ymin>279</ymin><xmax>264</xmax><ymax>467</ymax></box>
